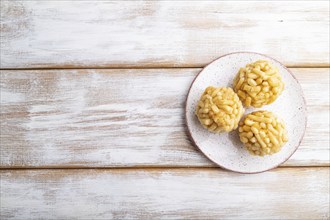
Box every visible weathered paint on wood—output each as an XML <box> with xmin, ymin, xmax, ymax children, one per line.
<box><xmin>1</xmin><ymin>168</ymin><xmax>329</xmax><ymax>220</ymax></box>
<box><xmin>0</xmin><ymin>1</ymin><xmax>329</xmax><ymax>219</ymax></box>
<box><xmin>1</xmin><ymin>68</ymin><xmax>329</xmax><ymax>168</ymax></box>
<box><xmin>1</xmin><ymin>1</ymin><xmax>329</xmax><ymax>68</ymax></box>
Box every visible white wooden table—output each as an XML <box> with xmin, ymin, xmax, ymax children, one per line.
<box><xmin>0</xmin><ymin>1</ymin><xmax>329</xmax><ymax>219</ymax></box>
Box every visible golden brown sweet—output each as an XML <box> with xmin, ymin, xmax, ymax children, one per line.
<box><xmin>196</xmin><ymin>87</ymin><xmax>244</xmax><ymax>133</ymax></box>
<box><xmin>233</xmin><ymin>60</ymin><xmax>284</xmax><ymax>108</ymax></box>
<box><xmin>238</xmin><ymin>111</ymin><xmax>288</xmax><ymax>156</ymax></box>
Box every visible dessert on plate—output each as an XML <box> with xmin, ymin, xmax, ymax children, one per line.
<box><xmin>233</xmin><ymin>60</ymin><xmax>284</xmax><ymax>108</ymax></box>
<box><xmin>196</xmin><ymin>87</ymin><xmax>244</xmax><ymax>133</ymax></box>
<box><xmin>238</xmin><ymin>110</ymin><xmax>288</xmax><ymax>156</ymax></box>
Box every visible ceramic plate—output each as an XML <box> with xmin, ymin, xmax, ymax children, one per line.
<box><xmin>185</xmin><ymin>52</ymin><xmax>307</xmax><ymax>173</ymax></box>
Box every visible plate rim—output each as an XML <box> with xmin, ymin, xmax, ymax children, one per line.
<box><xmin>185</xmin><ymin>51</ymin><xmax>307</xmax><ymax>174</ymax></box>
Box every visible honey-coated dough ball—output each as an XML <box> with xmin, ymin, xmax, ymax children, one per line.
<box><xmin>196</xmin><ymin>87</ymin><xmax>244</xmax><ymax>133</ymax></box>
<box><xmin>233</xmin><ymin>60</ymin><xmax>284</xmax><ymax>108</ymax></box>
<box><xmin>238</xmin><ymin>111</ymin><xmax>288</xmax><ymax>156</ymax></box>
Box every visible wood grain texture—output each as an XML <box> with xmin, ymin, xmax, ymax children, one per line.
<box><xmin>1</xmin><ymin>68</ymin><xmax>329</xmax><ymax>168</ymax></box>
<box><xmin>1</xmin><ymin>1</ymin><xmax>329</xmax><ymax>69</ymax></box>
<box><xmin>1</xmin><ymin>168</ymin><xmax>329</xmax><ymax>220</ymax></box>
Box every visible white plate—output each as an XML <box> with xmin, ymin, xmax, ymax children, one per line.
<box><xmin>185</xmin><ymin>52</ymin><xmax>307</xmax><ymax>173</ymax></box>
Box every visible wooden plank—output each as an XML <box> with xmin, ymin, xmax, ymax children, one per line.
<box><xmin>0</xmin><ymin>68</ymin><xmax>328</xmax><ymax>168</ymax></box>
<box><xmin>1</xmin><ymin>1</ymin><xmax>329</xmax><ymax>68</ymax></box>
<box><xmin>0</xmin><ymin>168</ymin><xmax>329</xmax><ymax>219</ymax></box>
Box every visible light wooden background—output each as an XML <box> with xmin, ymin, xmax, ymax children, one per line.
<box><xmin>0</xmin><ymin>1</ymin><xmax>329</xmax><ymax>219</ymax></box>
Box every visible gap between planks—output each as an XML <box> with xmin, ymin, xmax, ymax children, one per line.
<box><xmin>1</xmin><ymin>65</ymin><xmax>330</xmax><ymax>71</ymax></box>
<box><xmin>0</xmin><ymin>166</ymin><xmax>329</xmax><ymax>171</ymax></box>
